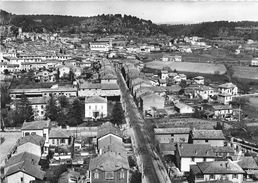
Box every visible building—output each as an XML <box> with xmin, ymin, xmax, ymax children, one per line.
<box><xmin>49</xmin><ymin>129</ymin><xmax>72</xmax><ymax>147</ymax></box>
<box><xmin>89</xmin><ymin>152</ymin><xmax>129</xmax><ymax>183</ymax></box>
<box><xmin>189</xmin><ymin>129</ymin><xmax>225</xmax><ymax>147</ymax></box>
<box><xmin>218</xmin><ymin>83</ymin><xmax>238</xmax><ymax>96</ymax></box>
<box><xmin>250</xmin><ymin>58</ymin><xmax>258</xmax><ymax>66</ymax></box>
<box><xmin>85</xmin><ymin>96</ymin><xmax>108</xmax><ymax>119</ymax></box>
<box><xmin>176</xmin><ymin>144</ymin><xmax>216</xmax><ymax>172</ymax></box>
<box><xmin>194</xmin><ymin>86</ymin><xmax>215</xmax><ymax>100</ymax></box>
<box><xmin>21</xmin><ymin>120</ymin><xmax>51</xmax><ymax>143</ymax></box>
<box><xmin>89</xmin><ymin>41</ymin><xmax>111</xmax><ymax>52</ymax></box>
<box><xmin>210</xmin><ymin>105</ymin><xmax>233</xmax><ymax>119</ymax></box>
<box><xmin>193</xmin><ymin>76</ymin><xmax>205</xmax><ymax>85</ymax></box>
<box><xmin>154</xmin><ymin>127</ymin><xmax>190</xmax><ymax>144</ymax></box>
<box><xmin>174</xmin><ymin>102</ymin><xmax>195</xmax><ymax>114</ymax></box>
<box><xmin>189</xmin><ymin>160</ymin><xmax>244</xmax><ymax>183</ymax></box>
<box><xmin>28</xmin><ymin>97</ymin><xmax>48</xmax><ymax>120</ymax></box>
<box><xmin>218</xmin><ymin>93</ymin><xmax>233</xmax><ymax>105</ymax></box>
<box><xmin>237</xmin><ymin>156</ymin><xmax>258</xmax><ymax>181</ymax></box>
<box><xmin>139</xmin><ymin>93</ymin><xmax>165</xmax><ymax>117</ymax></box>
<box><xmin>4</xmin><ymin>152</ymin><xmax>45</xmax><ymax>183</ymax></box>
<box><xmin>160</xmin><ymin>70</ymin><xmax>169</xmax><ymax>80</ymax></box>
<box><xmin>14</xmin><ymin>135</ymin><xmax>45</xmax><ymax>157</ymax></box>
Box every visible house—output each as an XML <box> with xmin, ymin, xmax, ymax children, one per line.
<box><xmin>28</xmin><ymin>97</ymin><xmax>48</xmax><ymax>120</ymax></box>
<box><xmin>57</xmin><ymin>65</ymin><xmax>71</xmax><ymax>78</ymax></box>
<box><xmin>160</xmin><ymin>70</ymin><xmax>169</xmax><ymax>80</ymax></box>
<box><xmin>89</xmin><ymin>152</ymin><xmax>130</xmax><ymax>183</ymax></box>
<box><xmin>21</xmin><ymin>119</ymin><xmax>51</xmax><ymax>143</ymax></box>
<box><xmin>193</xmin><ymin>76</ymin><xmax>205</xmax><ymax>85</ymax></box>
<box><xmin>89</xmin><ymin>41</ymin><xmax>111</xmax><ymax>52</ymax></box>
<box><xmin>194</xmin><ymin>86</ymin><xmax>215</xmax><ymax>100</ymax></box>
<box><xmin>154</xmin><ymin>127</ymin><xmax>190</xmax><ymax>144</ymax></box>
<box><xmin>237</xmin><ymin>156</ymin><xmax>258</xmax><ymax>181</ymax></box>
<box><xmin>250</xmin><ymin>58</ymin><xmax>258</xmax><ymax>66</ymax></box>
<box><xmin>85</xmin><ymin>96</ymin><xmax>108</xmax><ymax>119</ymax></box>
<box><xmin>14</xmin><ymin>135</ymin><xmax>45</xmax><ymax>157</ymax></box>
<box><xmin>209</xmin><ymin>105</ymin><xmax>233</xmax><ymax>119</ymax></box>
<box><xmin>218</xmin><ymin>93</ymin><xmax>233</xmax><ymax>105</ymax></box>
<box><xmin>212</xmin><ymin>146</ymin><xmax>235</xmax><ymax>158</ymax></box>
<box><xmin>218</xmin><ymin>83</ymin><xmax>238</xmax><ymax>96</ymax></box>
<box><xmin>4</xmin><ymin>152</ymin><xmax>45</xmax><ymax>183</ymax></box>
<box><xmin>189</xmin><ymin>160</ymin><xmax>244</xmax><ymax>183</ymax></box>
<box><xmin>162</xmin><ymin>54</ymin><xmax>182</xmax><ymax>62</ymax></box>
<box><xmin>49</xmin><ymin>129</ymin><xmax>72</xmax><ymax>147</ymax></box>
<box><xmin>174</xmin><ymin>102</ymin><xmax>195</xmax><ymax>114</ymax></box>
<box><xmin>176</xmin><ymin>144</ymin><xmax>216</xmax><ymax>172</ymax></box>
<box><xmin>189</xmin><ymin>129</ymin><xmax>225</xmax><ymax>147</ymax></box>
<box><xmin>139</xmin><ymin>93</ymin><xmax>165</xmax><ymax>117</ymax></box>
<box><xmin>159</xmin><ymin>79</ymin><xmax>167</xmax><ymax>87</ymax></box>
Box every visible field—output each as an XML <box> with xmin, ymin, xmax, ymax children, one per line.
<box><xmin>232</xmin><ymin>66</ymin><xmax>258</xmax><ymax>80</ymax></box>
<box><xmin>0</xmin><ymin>132</ymin><xmax>21</xmax><ymax>167</ymax></box>
<box><xmin>145</xmin><ymin>61</ymin><xmax>227</xmax><ymax>75</ymax></box>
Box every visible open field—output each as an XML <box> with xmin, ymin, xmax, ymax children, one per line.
<box><xmin>243</xmin><ymin>97</ymin><xmax>258</xmax><ymax>120</ymax></box>
<box><xmin>145</xmin><ymin>61</ymin><xmax>227</xmax><ymax>75</ymax></box>
<box><xmin>232</xmin><ymin>66</ymin><xmax>258</xmax><ymax>80</ymax></box>
<box><xmin>0</xmin><ymin>132</ymin><xmax>21</xmax><ymax>166</ymax></box>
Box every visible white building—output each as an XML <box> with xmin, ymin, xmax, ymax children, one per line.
<box><xmin>251</xmin><ymin>58</ymin><xmax>258</xmax><ymax>66</ymax></box>
<box><xmin>85</xmin><ymin>96</ymin><xmax>108</xmax><ymax>119</ymax></box>
<box><xmin>89</xmin><ymin>41</ymin><xmax>111</xmax><ymax>52</ymax></box>
<box><xmin>218</xmin><ymin>82</ymin><xmax>238</xmax><ymax>96</ymax></box>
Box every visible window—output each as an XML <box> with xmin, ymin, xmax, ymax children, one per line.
<box><xmin>105</xmin><ymin>171</ymin><xmax>114</xmax><ymax>180</ymax></box>
<box><xmin>43</xmin><ymin>134</ymin><xmax>46</xmax><ymax>138</ymax></box>
<box><xmin>25</xmin><ymin>132</ymin><xmax>30</xmax><ymax>136</ymax></box>
<box><xmin>120</xmin><ymin>169</ymin><xmax>125</xmax><ymax>179</ymax></box>
<box><xmin>61</xmin><ymin>139</ymin><xmax>65</xmax><ymax>143</ymax></box>
<box><xmin>205</xmin><ymin>139</ymin><xmax>209</xmax><ymax>143</ymax></box>
<box><xmin>196</xmin><ymin>174</ymin><xmax>204</xmax><ymax>179</ymax></box>
<box><xmin>31</xmin><ymin>132</ymin><xmax>36</xmax><ymax>135</ymax></box>
<box><xmin>232</xmin><ymin>174</ymin><xmax>238</xmax><ymax>179</ymax></box>
<box><xmin>94</xmin><ymin>171</ymin><xmax>99</xmax><ymax>179</ymax></box>
<box><xmin>21</xmin><ymin>177</ymin><xmax>24</xmax><ymax>182</ymax></box>
<box><xmin>210</xmin><ymin>174</ymin><xmax>214</xmax><ymax>179</ymax></box>
<box><xmin>95</xmin><ymin>105</ymin><xmax>97</xmax><ymax>110</ymax></box>
<box><xmin>89</xmin><ymin>105</ymin><xmax>91</xmax><ymax>109</ymax></box>
<box><xmin>52</xmin><ymin>139</ymin><xmax>55</xmax><ymax>144</ymax></box>
<box><xmin>204</xmin><ymin>158</ymin><xmax>207</xmax><ymax>162</ymax></box>
<box><xmin>191</xmin><ymin>157</ymin><xmax>195</xmax><ymax>162</ymax></box>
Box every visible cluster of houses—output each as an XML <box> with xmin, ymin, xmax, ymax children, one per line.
<box><xmin>154</xmin><ymin>127</ymin><xmax>258</xmax><ymax>182</ymax></box>
<box><xmin>2</xmin><ymin>120</ymin><xmax>131</xmax><ymax>183</ymax></box>
<box><xmin>120</xmin><ymin>60</ymin><xmax>239</xmax><ymax>121</ymax></box>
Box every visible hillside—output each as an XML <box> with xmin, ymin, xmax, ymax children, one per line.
<box><xmin>1</xmin><ymin>9</ymin><xmax>258</xmax><ymax>39</ymax></box>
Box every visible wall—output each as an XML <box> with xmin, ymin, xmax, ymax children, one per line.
<box><xmin>91</xmin><ymin>169</ymin><xmax>128</xmax><ymax>183</ymax></box>
<box><xmin>193</xmin><ymin>139</ymin><xmax>224</xmax><ymax>147</ymax></box>
<box><xmin>7</xmin><ymin>171</ymin><xmax>35</xmax><ymax>183</ymax></box>
<box><xmin>85</xmin><ymin>103</ymin><xmax>107</xmax><ymax>118</ymax></box>
<box><xmin>180</xmin><ymin>157</ymin><xmax>215</xmax><ymax>172</ymax></box>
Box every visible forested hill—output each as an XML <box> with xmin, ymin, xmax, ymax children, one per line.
<box><xmin>1</xmin><ymin>9</ymin><xmax>258</xmax><ymax>39</ymax></box>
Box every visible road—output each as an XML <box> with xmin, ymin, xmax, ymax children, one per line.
<box><xmin>116</xmin><ymin>69</ymin><xmax>171</xmax><ymax>183</ymax></box>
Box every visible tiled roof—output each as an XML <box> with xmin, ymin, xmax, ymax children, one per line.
<box><xmin>177</xmin><ymin>144</ymin><xmax>216</xmax><ymax>157</ymax></box>
<box><xmin>191</xmin><ymin>129</ymin><xmax>225</xmax><ymax>140</ymax></box>
<box><xmin>98</xmin><ymin>135</ymin><xmax>126</xmax><ymax>156</ymax></box>
<box><xmin>218</xmin><ymin>82</ymin><xmax>237</xmax><ymax>89</ymax></box>
<box><xmin>196</xmin><ymin>160</ymin><xmax>244</xmax><ymax>174</ymax></box>
<box><xmin>212</xmin><ymin>146</ymin><xmax>234</xmax><ymax>154</ymax></box>
<box><xmin>97</xmin><ymin>122</ymin><xmax>122</xmax><ymax>139</ymax></box>
<box><xmin>154</xmin><ymin>128</ymin><xmax>190</xmax><ymax>134</ymax></box>
<box><xmin>49</xmin><ymin>129</ymin><xmax>70</xmax><ymax>138</ymax></box>
<box><xmin>101</xmin><ymin>83</ymin><xmax>119</xmax><ymax>90</ymax></box>
<box><xmin>89</xmin><ymin>151</ymin><xmax>129</xmax><ymax>171</ymax></box>
<box><xmin>5</xmin><ymin>152</ymin><xmax>40</xmax><ymax>168</ymax></box>
<box><xmin>85</xmin><ymin>96</ymin><xmax>107</xmax><ymax>104</ymax></box>
<box><xmin>16</xmin><ymin>134</ymin><xmax>45</xmax><ymax>147</ymax></box>
<box><xmin>237</xmin><ymin>156</ymin><xmax>258</xmax><ymax>170</ymax></box>
<box><xmin>5</xmin><ymin>160</ymin><xmax>45</xmax><ymax>180</ymax></box>
<box><xmin>21</xmin><ymin>120</ymin><xmax>50</xmax><ymax>130</ymax></box>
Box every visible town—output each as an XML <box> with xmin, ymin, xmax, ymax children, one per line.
<box><xmin>1</xmin><ymin>6</ymin><xmax>258</xmax><ymax>183</ymax></box>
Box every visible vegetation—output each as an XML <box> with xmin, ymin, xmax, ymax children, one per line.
<box><xmin>45</xmin><ymin>96</ymin><xmax>59</xmax><ymax>121</ymax></box>
<box><xmin>110</xmin><ymin>102</ymin><xmax>124</xmax><ymax>126</ymax></box>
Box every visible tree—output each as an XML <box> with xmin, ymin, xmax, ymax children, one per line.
<box><xmin>17</xmin><ymin>94</ymin><xmax>34</xmax><ymax>122</ymax></box>
<box><xmin>45</xmin><ymin>96</ymin><xmax>59</xmax><ymax>121</ymax></box>
<box><xmin>58</xmin><ymin>96</ymin><xmax>69</xmax><ymax>108</ymax></box>
<box><xmin>67</xmin><ymin>99</ymin><xmax>84</xmax><ymax>126</ymax></box>
<box><xmin>111</xmin><ymin>102</ymin><xmax>124</xmax><ymax>125</ymax></box>
<box><xmin>1</xmin><ymin>82</ymin><xmax>11</xmax><ymax>108</ymax></box>
<box><xmin>3</xmin><ymin>69</ymin><xmax>9</xmax><ymax>75</ymax></box>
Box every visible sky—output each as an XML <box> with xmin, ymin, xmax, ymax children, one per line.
<box><xmin>1</xmin><ymin>1</ymin><xmax>258</xmax><ymax>24</ymax></box>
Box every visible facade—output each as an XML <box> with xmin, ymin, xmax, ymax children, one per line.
<box><xmin>218</xmin><ymin>83</ymin><xmax>238</xmax><ymax>96</ymax></box>
<box><xmin>28</xmin><ymin>97</ymin><xmax>48</xmax><ymax>120</ymax></box>
<box><xmin>251</xmin><ymin>58</ymin><xmax>258</xmax><ymax>66</ymax></box>
<box><xmin>189</xmin><ymin>129</ymin><xmax>225</xmax><ymax>147</ymax></box>
<box><xmin>140</xmin><ymin>93</ymin><xmax>165</xmax><ymax>117</ymax></box>
<box><xmin>193</xmin><ymin>76</ymin><xmax>205</xmax><ymax>85</ymax></box>
<box><xmin>176</xmin><ymin>144</ymin><xmax>216</xmax><ymax>173</ymax></box>
<box><xmin>218</xmin><ymin>93</ymin><xmax>233</xmax><ymax>105</ymax></box>
<box><xmin>90</xmin><ymin>41</ymin><xmax>111</xmax><ymax>52</ymax></box>
<box><xmin>174</xmin><ymin>102</ymin><xmax>195</xmax><ymax>114</ymax></box>
<box><xmin>154</xmin><ymin>128</ymin><xmax>190</xmax><ymax>144</ymax></box>
<box><xmin>85</xmin><ymin>96</ymin><xmax>108</xmax><ymax>119</ymax></box>
<box><xmin>21</xmin><ymin>120</ymin><xmax>51</xmax><ymax>143</ymax></box>
<box><xmin>189</xmin><ymin>160</ymin><xmax>244</xmax><ymax>183</ymax></box>
<box><xmin>49</xmin><ymin>129</ymin><xmax>72</xmax><ymax>147</ymax></box>
<box><xmin>89</xmin><ymin>152</ymin><xmax>129</xmax><ymax>183</ymax></box>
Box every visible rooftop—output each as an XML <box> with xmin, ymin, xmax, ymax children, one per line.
<box><xmin>97</xmin><ymin>122</ymin><xmax>123</xmax><ymax>139</ymax></box>
<box><xmin>89</xmin><ymin>151</ymin><xmax>129</xmax><ymax>171</ymax></box>
<box><xmin>177</xmin><ymin>144</ymin><xmax>216</xmax><ymax>157</ymax></box>
<box><xmin>49</xmin><ymin>129</ymin><xmax>71</xmax><ymax>139</ymax></box>
<box><xmin>16</xmin><ymin>134</ymin><xmax>45</xmax><ymax>147</ymax></box>
<box><xmin>154</xmin><ymin>127</ymin><xmax>190</xmax><ymax>134</ymax></box>
<box><xmin>21</xmin><ymin>120</ymin><xmax>50</xmax><ymax>130</ymax></box>
<box><xmin>191</xmin><ymin>129</ymin><xmax>225</xmax><ymax>140</ymax></box>
<box><xmin>85</xmin><ymin>96</ymin><xmax>107</xmax><ymax>104</ymax></box>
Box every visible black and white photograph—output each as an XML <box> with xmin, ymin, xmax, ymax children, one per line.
<box><xmin>1</xmin><ymin>1</ymin><xmax>258</xmax><ymax>183</ymax></box>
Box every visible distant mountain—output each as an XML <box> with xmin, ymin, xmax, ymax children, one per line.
<box><xmin>1</xmin><ymin>9</ymin><xmax>258</xmax><ymax>39</ymax></box>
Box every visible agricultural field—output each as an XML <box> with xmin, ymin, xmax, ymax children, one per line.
<box><xmin>145</xmin><ymin>61</ymin><xmax>227</xmax><ymax>75</ymax></box>
<box><xmin>231</xmin><ymin>66</ymin><xmax>258</xmax><ymax>80</ymax></box>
